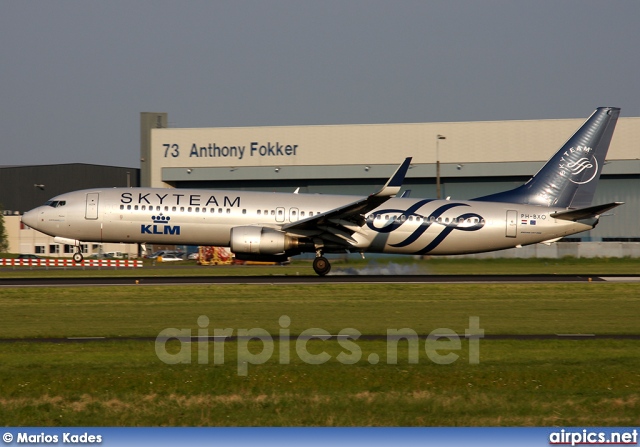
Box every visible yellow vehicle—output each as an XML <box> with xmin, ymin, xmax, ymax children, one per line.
<box><xmin>197</xmin><ymin>246</ymin><xmax>233</xmax><ymax>265</ymax></box>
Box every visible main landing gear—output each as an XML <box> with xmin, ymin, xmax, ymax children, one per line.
<box><xmin>313</xmin><ymin>255</ymin><xmax>331</xmax><ymax>276</ymax></box>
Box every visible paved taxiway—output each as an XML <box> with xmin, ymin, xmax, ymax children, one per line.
<box><xmin>1</xmin><ymin>274</ymin><xmax>640</xmax><ymax>287</ymax></box>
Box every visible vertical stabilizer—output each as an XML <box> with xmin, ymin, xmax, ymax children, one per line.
<box><xmin>472</xmin><ymin>107</ymin><xmax>620</xmax><ymax>208</ymax></box>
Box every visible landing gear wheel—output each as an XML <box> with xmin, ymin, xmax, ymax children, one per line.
<box><xmin>313</xmin><ymin>256</ymin><xmax>331</xmax><ymax>276</ymax></box>
<box><xmin>73</xmin><ymin>252</ymin><xmax>84</xmax><ymax>263</ymax></box>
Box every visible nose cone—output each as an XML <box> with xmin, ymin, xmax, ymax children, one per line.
<box><xmin>21</xmin><ymin>208</ymin><xmax>40</xmax><ymax>229</ymax></box>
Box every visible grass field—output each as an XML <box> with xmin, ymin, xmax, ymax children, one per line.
<box><xmin>0</xmin><ymin>259</ymin><xmax>639</xmax><ymax>426</ymax></box>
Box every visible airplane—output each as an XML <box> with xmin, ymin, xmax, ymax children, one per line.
<box><xmin>21</xmin><ymin>107</ymin><xmax>622</xmax><ymax>276</ymax></box>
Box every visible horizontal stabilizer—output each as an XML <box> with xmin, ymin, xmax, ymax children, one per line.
<box><xmin>550</xmin><ymin>202</ymin><xmax>623</xmax><ymax>221</ymax></box>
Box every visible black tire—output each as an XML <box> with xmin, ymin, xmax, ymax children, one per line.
<box><xmin>73</xmin><ymin>252</ymin><xmax>84</xmax><ymax>263</ymax></box>
<box><xmin>313</xmin><ymin>256</ymin><xmax>331</xmax><ymax>276</ymax></box>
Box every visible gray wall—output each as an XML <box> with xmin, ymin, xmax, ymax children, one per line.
<box><xmin>0</xmin><ymin>164</ymin><xmax>139</xmax><ymax>213</ymax></box>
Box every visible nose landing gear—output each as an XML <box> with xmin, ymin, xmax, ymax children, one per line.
<box><xmin>72</xmin><ymin>250</ymin><xmax>84</xmax><ymax>263</ymax></box>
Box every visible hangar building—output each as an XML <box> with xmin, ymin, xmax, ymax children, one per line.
<box><xmin>141</xmin><ymin>111</ymin><xmax>640</xmax><ymax>257</ymax></box>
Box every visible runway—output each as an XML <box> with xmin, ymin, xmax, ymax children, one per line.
<box><xmin>1</xmin><ymin>273</ymin><xmax>640</xmax><ymax>287</ymax></box>
<box><xmin>1</xmin><ymin>333</ymin><xmax>639</xmax><ymax>344</ymax></box>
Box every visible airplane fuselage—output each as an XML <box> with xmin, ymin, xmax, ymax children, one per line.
<box><xmin>22</xmin><ymin>187</ymin><xmax>594</xmax><ymax>256</ymax></box>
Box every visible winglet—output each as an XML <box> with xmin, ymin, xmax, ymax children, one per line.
<box><xmin>373</xmin><ymin>157</ymin><xmax>412</xmax><ymax>198</ymax></box>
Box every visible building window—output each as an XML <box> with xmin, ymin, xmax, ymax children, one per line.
<box><xmin>49</xmin><ymin>245</ymin><xmax>60</xmax><ymax>254</ymax></box>
<box><xmin>35</xmin><ymin>245</ymin><xmax>45</xmax><ymax>254</ymax></box>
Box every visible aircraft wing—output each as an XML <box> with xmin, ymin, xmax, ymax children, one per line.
<box><xmin>281</xmin><ymin>158</ymin><xmax>412</xmax><ymax>245</ymax></box>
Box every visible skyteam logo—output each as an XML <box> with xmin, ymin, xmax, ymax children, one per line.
<box><xmin>558</xmin><ymin>146</ymin><xmax>598</xmax><ymax>185</ymax></box>
<box><xmin>366</xmin><ymin>199</ymin><xmax>485</xmax><ymax>255</ymax></box>
<box><xmin>141</xmin><ymin>214</ymin><xmax>181</xmax><ymax>236</ymax></box>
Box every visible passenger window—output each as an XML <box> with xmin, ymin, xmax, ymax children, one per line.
<box><xmin>242</xmin><ymin>209</ymin><xmax>246</xmax><ymax>214</ymax></box>
<box><xmin>218</xmin><ymin>208</ymin><xmax>223</xmax><ymax>213</ymax></box>
<box><xmin>226</xmin><ymin>209</ymin><xmax>230</xmax><ymax>214</ymax></box>
<box><xmin>257</xmin><ymin>210</ymin><xmax>261</xmax><ymax>216</ymax></box>
<box><xmin>127</xmin><ymin>205</ymin><xmax>131</xmax><ymax>210</ymax></box>
<box><xmin>180</xmin><ymin>207</ymin><xmax>185</xmax><ymax>212</ymax></box>
<box><xmin>172</xmin><ymin>207</ymin><xmax>177</xmax><ymax>212</ymax></box>
<box><xmin>120</xmin><ymin>205</ymin><xmax>124</xmax><ymax>210</ymax></box>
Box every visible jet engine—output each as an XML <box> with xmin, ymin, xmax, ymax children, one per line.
<box><xmin>230</xmin><ymin>226</ymin><xmax>303</xmax><ymax>256</ymax></box>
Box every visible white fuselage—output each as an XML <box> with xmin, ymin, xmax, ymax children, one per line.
<box><xmin>21</xmin><ymin>187</ymin><xmax>594</xmax><ymax>256</ymax></box>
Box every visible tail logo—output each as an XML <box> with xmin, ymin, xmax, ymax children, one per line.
<box><xmin>558</xmin><ymin>146</ymin><xmax>598</xmax><ymax>185</ymax></box>
<box><xmin>567</xmin><ymin>158</ymin><xmax>593</xmax><ymax>175</ymax></box>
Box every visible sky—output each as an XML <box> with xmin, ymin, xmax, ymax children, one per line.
<box><xmin>2</xmin><ymin>1</ymin><xmax>639</xmax><ymax>168</ymax></box>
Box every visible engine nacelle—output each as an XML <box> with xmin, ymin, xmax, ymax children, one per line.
<box><xmin>230</xmin><ymin>226</ymin><xmax>296</xmax><ymax>255</ymax></box>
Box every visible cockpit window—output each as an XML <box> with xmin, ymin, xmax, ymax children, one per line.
<box><xmin>45</xmin><ymin>200</ymin><xmax>66</xmax><ymax>208</ymax></box>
